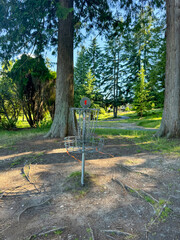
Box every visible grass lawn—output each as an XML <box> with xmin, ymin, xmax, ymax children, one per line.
<box><xmin>0</xmin><ymin>126</ymin><xmax>50</xmax><ymax>149</ymax></box>
<box><xmin>98</xmin><ymin>109</ymin><xmax>162</xmax><ymax>129</ymax></box>
<box><xmin>95</xmin><ymin>128</ymin><xmax>180</xmax><ymax>156</ymax></box>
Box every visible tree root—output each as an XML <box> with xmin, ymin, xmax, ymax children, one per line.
<box><xmin>112</xmin><ymin>178</ymin><xmax>142</xmax><ymax>198</ymax></box>
<box><xmin>102</xmin><ymin>229</ymin><xmax>132</xmax><ymax>236</ymax></box>
<box><xmin>112</xmin><ymin>178</ymin><xmax>158</xmax><ymax>212</ymax></box>
<box><xmin>28</xmin><ymin>226</ymin><xmax>67</xmax><ymax>240</ymax></box>
<box><xmin>21</xmin><ymin>164</ymin><xmax>41</xmax><ymax>193</ymax></box>
<box><xmin>18</xmin><ymin>197</ymin><xmax>53</xmax><ymax>222</ymax></box>
<box><xmin>116</xmin><ymin>163</ymin><xmax>152</xmax><ymax>178</ymax></box>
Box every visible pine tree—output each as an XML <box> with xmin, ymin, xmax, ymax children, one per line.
<box><xmin>87</xmin><ymin>38</ymin><xmax>104</xmax><ymax>87</ymax></box>
<box><xmin>133</xmin><ymin>65</ymin><xmax>150</xmax><ymax>117</ymax></box>
<box><xmin>82</xmin><ymin>70</ymin><xmax>98</xmax><ymax>108</ymax></box>
<box><xmin>103</xmin><ymin>36</ymin><xmax>124</xmax><ymax>118</ymax></box>
<box><xmin>74</xmin><ymin>46</ymin><xmax>90</xmax><ymax>107</ymax></box>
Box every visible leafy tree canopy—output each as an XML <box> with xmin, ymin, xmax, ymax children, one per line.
<box><xmin>0</xmin><ymin>0</ymin><xmax>113</xmax><ymax>63</ymax></box>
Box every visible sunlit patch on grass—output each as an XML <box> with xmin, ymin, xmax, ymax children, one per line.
<box><xmin>95</xmin><ymin>128</ymin><xmax>180</xmax><ymax>156</ymax></box>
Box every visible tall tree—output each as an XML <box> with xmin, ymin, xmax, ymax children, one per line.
<box><xmin>87</xmin><ymin>38</ymin><xmax>104</xmax><ymax>87</ymax></box>
<box><xmin>156</xmin><ymin>0</ymin><xmax>180</xmax><ymax>138</ymax></box>
<box><xmin>103</xmin><ymin>37</ymin><xmax>124</xmax><ymax>117</ymax></box>
<box><xmin>46</xmin><ymin>0</ymin><xmax>74</xmax><ymax>137</ymax></box>
<box><xmin>119</xmin><ymin>5</ymin><xmax>165</xmax><ymax>104</ymax></box>
<box><xmin>133</xmin><ymin>65</ymin><xmax>151</xmax><ymax>117</ymax></box>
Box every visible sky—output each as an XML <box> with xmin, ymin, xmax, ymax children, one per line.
<box><xmin>45</xmin><ymin>31</ymin><xmax>105</xmax><ymax>72</ymax></box>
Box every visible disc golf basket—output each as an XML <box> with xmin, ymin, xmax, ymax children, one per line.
<box><xmin>64</xmin><ymin>97</ymin><xmax>104</xmax><ymax>186</ymax></box>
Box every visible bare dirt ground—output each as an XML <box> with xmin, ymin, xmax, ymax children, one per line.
<box><xmin>0</xmin><ymin>134</ymin><xmax>180</xmax><ymax>240</ymax></box>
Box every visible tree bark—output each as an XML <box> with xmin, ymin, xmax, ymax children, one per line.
<box><xmin>45</xmin><ymin>0</ymin><xmax>74</xmax><ymax>138</ymax></box>
<box><xmin>156</xmin><ymin>0</ymin><xmax>180</xmax><ymax>138</ymax></box>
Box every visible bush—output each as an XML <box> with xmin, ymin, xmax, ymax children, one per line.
<box><xmin>1</xmin><ymin>118</ymin><xmax>17</xmax><ymax>130</ymax></box>
<box><xmin>37</xmin><ymin>118</ymin><xmax>52</xmax><ymax>129</ymax></box>
<box><xmin>125</xmin><ymin>106</ymin><xmax>130</xmax><ymax>111</ymax></box>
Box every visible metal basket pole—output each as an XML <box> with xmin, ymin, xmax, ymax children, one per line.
<box><xmin>81</xmin><ymin>110</ymin><xmax>86</xmax><ymax>186</ymax></box>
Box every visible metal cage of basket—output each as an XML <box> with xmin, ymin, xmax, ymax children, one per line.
<box><xmin>64</xmin><ymin>135</ymin><xmax>104</xmax><ymax>153</ymax></box>
<box><xmin>64</xmin><ymin>107</ymin><xmax>103</xmax><ymax>153</ymax></box>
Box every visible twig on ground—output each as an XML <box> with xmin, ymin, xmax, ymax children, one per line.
<box><xmin>0</xmin><ymin>185</ymin><xmax>26</xmax><ymax>199</ymax></box>
<box><xmin>144</xmin><ymin>224</ymin><xmax>150</xmax><ymax>240</ymax></box>
<box><xmin>0</xmin><ymin>192</ymin><xmax>5</xmax><ymax>199</ymax></box>
<box><xmin>38</xmin><ymin>226</ymin><xmax>66</xmax><ymax>236</ymax></box>
<box><xmin>116</xmin><ymin>163</ymin><xmax>159</xmax><ymax>182</ymax></box>
<box><xmin>116</xmin><ymin>164</ymin><xmax>132</xmax><ymax>172</ymax></box>
<box><xmin>111</xmin><ymin>178</ymin><xmax>127</xmax><ymax>194</ymax></box>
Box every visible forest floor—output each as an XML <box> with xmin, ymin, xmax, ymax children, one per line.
<box><xmin>0</xmin><ymin>132</ymin><xmax>180</xmax><ymax>240</ymax></box>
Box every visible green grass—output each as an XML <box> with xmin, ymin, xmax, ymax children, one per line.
<box><xmin>0</xmin><ymin>113</ymin><xmax>52</xmax><ymax>148</ymax></box>
<box><xmin>0</xmin><ymin>126</ymin><xmax>50</xmax><ymax>149</ymax></box>
<box><xmin>95</xmin><ymin>128</ymin><xmax>180</xmax><ymax>156</ymax></box>
<box><xmin>137</xmin><ymin>119</ymin><xmax>161</xmax><ymax>128</ymax></box>
<box><xmin>54</xmin><ymin>230</ymin><xmax>63</xmax><ymax>235</ymax></box>
<box><xmin>98</xmin><ymin>109</ymin><xmax>162</xmax><ymax>129</ymax></box>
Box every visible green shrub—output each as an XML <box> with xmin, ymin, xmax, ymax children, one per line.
<box><xmin>37</xmin><ymin>118</ymin><xmax>52</xmax><ymax>129</ymax></box>
<box><xmin>1</xmin><ymin>118</ymin><xmax>17</xmax><ymax>130</ymax></box>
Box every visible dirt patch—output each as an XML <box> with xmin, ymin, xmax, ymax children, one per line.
<box><xmin>0</xmin><ymin>135</ymin><xmax>180</xmax><ymax>240</ymax></box>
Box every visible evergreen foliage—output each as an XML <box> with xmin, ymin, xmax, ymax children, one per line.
<box><xmin>74</xmin><ymin>4</ymin><xmax>165</xmax><ymax>114</ymax></box>
<box><xmin>103</xmin><ymin>36</ymin><xmax>124</xmax><ymax>117</ymax></box>
<box><xmin>74</xmin><ymin>40</ymin><xmax>104</xmax><ymax>108</ymax></box>
<box><xmin>133</xmin><ymin>65</ymin><xmax>151</xmax><ymax>117</ymax></box>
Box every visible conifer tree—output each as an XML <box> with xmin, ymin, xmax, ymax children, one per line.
<box><xmin>103</xmin><ymin>36</ymin><xmax>124</xmax><ymax>117</ymax></box>
<box><xmin>133</xmin><ymin>65</ymin><xmax>150</xmax><ymax>117</ymax></box>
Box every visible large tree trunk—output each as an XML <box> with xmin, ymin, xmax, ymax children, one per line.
<box><xmin>46</xmin><ymin>0</ymin><xmax>74</xmax><ymax>138</ymax></box>
<box><xmin>156</xmin><ymin>0</ymin><xmax>180</xmax><ymax>138</ymax></box>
